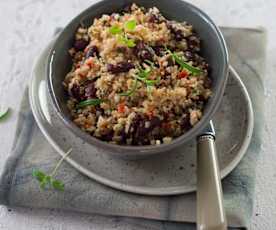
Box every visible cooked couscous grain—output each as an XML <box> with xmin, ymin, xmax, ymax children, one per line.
<box><xmin>64</xmin><ymin>3</ymin><xmax>212</xmax><ymax>145</ymax></box>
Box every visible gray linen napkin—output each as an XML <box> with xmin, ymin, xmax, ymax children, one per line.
<box><xmin>0</xmin><ymin>27</ymin><xmax>266</xmax><ymax>229</ymax></box>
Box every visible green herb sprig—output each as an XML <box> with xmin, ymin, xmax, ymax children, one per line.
<box><xmin>32</xmin><ymin>148</ymin><xmax>73</xmax><ymax>191</ymax></box>
<box><xmin>119</xmin><ymin>79</ymin><xmax>138</xmax><ymax>96</ymax></box>
<box><xmin>119</xmin><ymin>61</ymin><xmax>160</xmax><ymax>96</ymax></box>
<box><xmin>0</xmin><ymin>108</ymin><xmax>10</xmax><ymax>121</ymax></box>
<box><xmin>118</xmin><ymin>35</ymin><xmax>136</xmax><ymax>48</ymax></box>
<box><xmin>76</xmin><ymin>98</ymin><xmax>106</xmax><ymax>109</ymax></box>
<box><xmin>166</xmin><ymin>48</ymin><xmax>202</xmax><ymax>75</ymax></box>
<box><xmin>108</xmin><ymin>20</ymin><xmax>137</xmax><ymax>48</ymax></box>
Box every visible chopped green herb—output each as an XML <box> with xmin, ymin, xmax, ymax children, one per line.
<box><xmin>145</xmin><ymin>76</ymin><xmax>160</xmax><ymax>86</ymax></box>
<box><xmin>51</xmin><ymin>179</ymin><xmax>65</xmax><ymax>191</ymax></box>
<box><xmin>125</xmin><ymin>38</ymin><xmax>136</xmax><ymax>48</ymax></box>
<box><xmin>32</xmin><ymin>148</ymin><xmax>72</xmax><ymax>191</ymax></box>
<box><xmin>137</xmin><ymin>65</ymin><xmax>159</xmax><ymax>86</ymax></box>
<box><xmin>108</xmin><ymin>23</ymin><xmax>136</xmax><ymax>48</ymax></box>
<box><xmin>119</xmin><ymin>79</ymin><xmax>138</xmax><ymax>96</ymax></box>
<box><xmin>137</xmin><ymin>66</ymin><xmax>151</xmax><ymax>79</ymax></box>
<box><xmin>147</xmin><ymin>85</ymin><xmax>152</xmax><ymax>97</ymax></box>
<box><xmin>144</xmin><ymin>59</ymin><xmax>155</xmax><ymax>68</ymax></box>
<box><xmin>124</xmin><ymin>19</ymin><xmax>137</xmax><ymax>31</ymax></box>
<box><xmin>118</xmin><ymin>61</ymin><xmax>159</xmax><ymax>97</ymax></box>
<box><xmin>32</xmin><ymin>170</ymin><xmax>46</xmax><ymax>182</ymax></box>
<box><xmin>0</xmin><ymin>108</ymin><xmax>10</xmax><ymax>121</ymax></box>
<box><xmin>191</xmin><ymin>88</ymin><xmax>200</xmax><ymax>96</ymax></box>
<box><xmin>118</xmin><ymin>35</ymin><xmax>136</xmax><ymax>48</ymax></box>
<box><xmin>166</xmin><ymin>49</ymin><xmax>202</xmax><ymax>75</ymax></box>
<box><xmin>109</xmin><ymin>25</ymin><xmax>123</xmax><ymax>35</ymax></box>
<box><xmin>77</xmin><ymin>98</ymin><xmax>106</xmax><ymax>109</ymax></box>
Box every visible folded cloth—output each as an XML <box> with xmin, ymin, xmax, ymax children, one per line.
<box><xmin>0</xmin><ymin>27</ymin><xmax>266</xmax><ymax>229</ymax></box>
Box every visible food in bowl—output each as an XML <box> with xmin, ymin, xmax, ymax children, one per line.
<box><xmin>63</xmin><ymin>3</ymin><xmax>212</xmax><ymax>146</ymax></box>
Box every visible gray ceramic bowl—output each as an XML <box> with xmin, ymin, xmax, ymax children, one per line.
<box><xmin>47</xmin><ymin>0</ymin><xmax>229</xmax><ymax>159</ymax></box>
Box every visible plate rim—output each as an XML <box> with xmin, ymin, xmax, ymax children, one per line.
<box><xmin>29</xmin><ymin>42</ymin><xmax>254</xmax><ymax>196</ymax></box>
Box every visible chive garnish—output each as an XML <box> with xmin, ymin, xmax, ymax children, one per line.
<box><xmin>166</xmin><ymin>49</ymin><xmax>202</xmax><ymax>75</ymax></box>
<box><xmin>119</xmin><ymin>63</ymin><xmax>160</xmax><ymax>97</ymax></box>
<box><xmin>0</xmin><ymin>108</ymin><xmax>10</xmax><ymax>121</ymax></box>
<box><xmin>144</xmin><ymin>59</ymin><xmax>155</xmax><ymax>68</ymax></box>
<box><xmin>76</xmin><ymin>98</ymin><xmax>106</xmax><ymax>109</ymax></box>
<box><xmin>145</xmin><ymin>76</ymin><xmax>160</xmax><ymax>86</ymax></box>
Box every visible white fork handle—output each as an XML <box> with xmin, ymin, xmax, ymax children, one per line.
<box><xmin>197</xmin><ymin>135</ymin><xmax>227</xmax><ymax>230</ymax></box>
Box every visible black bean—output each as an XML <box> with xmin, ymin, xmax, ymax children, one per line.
<box><xmin>184</xmin><ymin>51</ymin><xmax>194</xmax><ymax>60</ymax></box>
<box><xmin>149</xmin><ymin>117</ymin><xmax>161</xmax><ymax>129</ymax></box>
<box><xmin>69</xmin><ymin>84</ymin><xmax>84</xmax><ymax>101</ymax></box>
<box><xmin>141</xmin><ymin>138</ymin><xmax>151</xmax><ymax>145</ymax></box>
<box><xmin>204</xmin><ymin>78</ymin><xmax>212</xmax><ymax>88</ymax></box>
<box><xmin>148</xmin><ymin>14</ymin><xmax>158</xmax><ymax>23</ymax></box>
<box><xmin>152</xmin><ymin>45</ymin><xmax>164</xmax><ymax>56</ymax></box>
<box><xmin>139</xmin><ymin>117</ymin><xmax>160</xmax><ymax>137</ymax></box>
<box><xmin>187</xmin><ymin>35</ymin><xmax>200</xmax><ymax>52</ymax></box>
<box><xmin>133</xmin><ymin>41</ymin><xmax>153</xmax><ymax>61</ymax></box>
<box><xmin>174</xmin><ymin>29</ymin><xmax>184</xmax><ymax>41</ymax></box>
<box><xmin>201</xmin><ymin>61</ymin><xmax>210</xmax><ymax>72</ymax></box>
<box><xmin>100</xmin><ymin>131</ymin><xmax>114</xmax><ymax>142</ymax></box>
<box><xmin>129</xmin><ymin>115</ymin><xmax>144</xmax><ymax>140</ymax></box>
<box><xmin>137</xmin><ymin>120</ymin><xmax>147</xmax><ymax>136</ymax></box>
<box><xmin>193</xmin><ymin>54</ymin><xmax>204</xmax><ymax>65</ymax></box>
<box><xmin>166</xmin><ymin>22</ymin><xmax>173</xmax><ymax>31</ymax></box>
<box><xmin>148</xmin><ymin>14</ymin><xmax>164</xmax><ymax>23</ymax></box>
<box><xmin>107</xmin><ymin>61</ymin><xmax>135</xmax><ymax>74</ymax></box>
<box><xmin>122</xmin><ymin>4</ymin><xmax>132</xmax><ymax>13</ymax></box>
<box><xmin>74</xmin><ymin>39</ymin><xmax>89</xmax><ymax>51</ymax></box>
<box><xmin>167</xmin><ymin>56</ymin><xmax>174</xmax><ymax>66</ymax></box>
<box><xmin>84</xmin><ymin>81</ymin><xmax>96</xmax><ymax>99</ymax></box>
<box><xmin>119</xmin><ymin>129</ymin><xmax>127</xmax><ymax>144</ymax></box>
<box><xmin>85</xmin><ymin>46</ymin><xmax>99</xmax><ymax>58</ymax></box>
<box><xmin>180</xmin><ymin>114</ymin><xmax>191</xmax><ymax>130</ymax></box>
<box><xmin>129</xmin><ymin>114</ymin><xmax>141</xmax><ymax>133</ymax></box>
<box><xmin>117</xmin><ymin>46</ymin><xmax>127</xmax><ymax>53</ymax></box>
<box><xmin>126</xmin><ymin>114</ymin><xmax>161</xmax><ymax>145</ymax></box>
<box><xmin>153</xmin><ymin>133</ymin><xmax>163</xmax><ymax>141</ymax></box>
<box><xmin>138</xmin><ymin>125</ymin><xmax>148</xmax><ymax>137</ymax></box>
<box><xmin>206</xmin><ymin>65</ymin><xmax>212</xmax><ymax>73</ymax></box>
<box><xmin>167</xmin><ymin>23</ymin><xmax>184</xmax><ymax>41</ymax></box>
<box><xmin>142</xmin><ymin>50</ymin><xmax>153</xmax><ymax>60</ymax></box>
<box><xmin>197</xmin><ymin>95</ymin><xmax>207</xmax><ymax>102</ymax></box>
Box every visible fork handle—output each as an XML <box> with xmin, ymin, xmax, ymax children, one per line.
<box><xmin>197</xmin><ymin>134</ymin><xmax>227</xmax><ymax>230</ymax></box>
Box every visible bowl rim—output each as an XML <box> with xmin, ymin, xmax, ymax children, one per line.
<box><xmin>47</xmin><ymin>0</ymin><xmax>229</xmax><ymax>154</ymax></box>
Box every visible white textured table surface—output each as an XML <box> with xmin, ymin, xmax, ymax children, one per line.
<box><xmin>0</xmin><ymin>0</ymin><xmax>275</xmax><ymax>229</ymax></box>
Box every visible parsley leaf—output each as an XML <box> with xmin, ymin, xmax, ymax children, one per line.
<box><xmin>118</xmin><ymin>35</ymin><xmax>136</xmax><ymax>48</ymax></box>
<box><xmin>52</xmin><ymin>179</ymin><xmax>65</xmax><ymax>191</ymax></box>
<box><xmin>108</xmin><ymin>22</ymin><xmax>136</xmax><ymax>48</ymax></box>
<box><xmin>109</xmin><ymin>25</ymin><xmax>123</xmax><ymax>35</ymax></box>
<box><xmin>32</xmin><ymin>170</ymin><xmax>46</xmax><ymax>182</ymax></box>
<box><xmin>0</xmin><ymin>108</ymin><xmax>10</xmax><ymax>121</ymax></box>
<box><xmin>124</xmin><ymin>20</ymin><xmax>136</xmax><ymax>31</ymax></box>
<box><xmin>32</xmin><ymin>149</ymin><xmax>72</xmax><ymax>191</ymax></box>
<box><xmin>125</xmin><ymin>38</ymin><xmax>136</xmax><ymax>47</ymax></box>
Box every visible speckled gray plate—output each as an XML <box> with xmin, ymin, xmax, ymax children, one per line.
<box><xmin>29</xmin><ymin>40</ymin><xmax>254</xmax><ymax>196</ymax></box>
